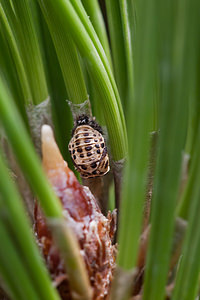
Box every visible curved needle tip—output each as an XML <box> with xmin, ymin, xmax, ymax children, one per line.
<box><xmin>41</xmin><ymin>124</ymin><xmax>67</xmax><ymax>171</ymax></box>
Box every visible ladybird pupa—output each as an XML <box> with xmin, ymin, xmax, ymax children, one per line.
<box><xmin>68</xmin><ymin>115</ymin><xmax>110</xmax><ymax>178</ymax></box>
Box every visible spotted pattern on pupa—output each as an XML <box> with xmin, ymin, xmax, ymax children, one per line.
<box><xmin>68</xmin><ymin>125</ymin><xmax>110</xmax><ymax>178</ymax></box>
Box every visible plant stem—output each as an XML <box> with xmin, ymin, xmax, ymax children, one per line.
<box><xmin>172</xmin><ymin>128</ymin><xmax>200</xmax><ymax>300</ymax></box>
<box><xmin>10</xmin><ymin>0</ymin><xmax>48</xmax><ymax>104</ymax></box>
<box><xmin>0</xmin><ymin>4</ymin><xmax>31</xmax><ymax>104</ymax></box>
<box><xmin>119</xmin><ymin>0</ymin><xmax>134</xmax><ymax>108</ymax></box>
<box><xmin>81</xmin><ymin>0</ymin><xmax>112</xmax><ymax>69</ymax></box>
<box><xmin>117</xmin><ymin>0</ymin><xmax>156</xmax><ymax>271</ymax></box>
<box><xmin>105</xmin><ymin>0</ymin><xmax>127</xmax><ymax>104</ymax></box>
<box><xmin>38</xmin><ymin>0</ymin><xmax>88</xmax><ymax>104</ymax></box>
<box><xmin>142</xmin><ymin>0</ymin><xmax>191</xmax><ymax>297</ymax></box>
<box><xmin>0</xmin><ymin>221</ymin><xmax>40</xmax><ymax>300</ymax></box>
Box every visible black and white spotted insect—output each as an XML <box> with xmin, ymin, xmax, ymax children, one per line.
<box><xmin>68</xmin><ymin>115</ymin><xmax>110</xmax><ymax>178</ymax></box>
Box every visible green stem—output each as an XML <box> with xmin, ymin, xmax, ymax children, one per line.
<box><xmin>0</xmin><ymin>4</ymin><xmax>31</xmax><ymax>104</ymax></box>
<box><xmin>117</xmin><ymin>0</ymin><xmax>156</xmax><ymax>272</ymax></box>
<box><xmin>0</xmin><ymin>31</ymin><xmax>28</xmax><ymax>127</ymax></box>
<box><xmin>39</xmin><ymin>0</ymin><xmax>88</xmax><ymax>104</ymax></box>
<box><xmin>119</xmin><ymin>0</ymin><xmax>134</xmax><ymax>107</ymax></box>
<box><xmin>142</xmin><ymin>0</ymin><xmax>191</xmax><ymax>298</ymax></box>
<box><xmin>10</xmin><ymin>0</ymin><xmax>48</xmax><ymax>104</ymax></box>
<box><xmin>81</xmin><ymin>0</ymin><xmax>112</xmax><ymax>68</ymax></box>
<box><xmin>49</xmin><ymin>219</ymin><xmax>92</xmax><ymax>300</ymax></box>
<box><xmin>172</xmin><ymin>129</ymin><xmax>200</xmax><ymax>300</ymax></box>
<box><xmin>0</xmin><ymin>222</ymin><xmax>40</xmax><ymax>300</ymax></box>
<box><xmin>105</xmin><ymin>0</ymin><xmax>127</xmax><ymax>104</ymax></box>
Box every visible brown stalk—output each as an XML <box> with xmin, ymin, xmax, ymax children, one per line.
<box><xmin>109</xmin><ymin>267</ymin><xmax>137</xmax><ymax>300</ymax></box>
<box><xmin>0</xmin><ymin>281</ymin><xmax>10</xmax><ymax>300</ymax></box>
<box><xmin>143</xmin><ymin>131</ymin><xmax>158</xmax><ymax>230</ymax></box>
<box><xmin>68</xmin><ymin>99</ymin><xmax>112</xmax><ymax>214</ymax></box>
<box><xmin>133</xmin><ymin>217</ymin><xmax>187</xmax><ymax>296</ymax></box>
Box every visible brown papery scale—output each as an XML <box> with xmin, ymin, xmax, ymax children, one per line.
<box><xmin>34</xmin><ymin>125</ymin><xmax>116</xmax><ymax>300</ymax></box>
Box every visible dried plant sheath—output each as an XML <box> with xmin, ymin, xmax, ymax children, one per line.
<box><xmin>35</xmin><ymin>125</ymin><xmax>116</xmax><ymax>299</ymax></box>
<box><xmin>27</xmin><ymin>98</ymin><xmax>53</xmax><ymax>156</ymax></box>
<box><xmin>132</xmin><ymin>218</ymin><xmax>187</xmax><ymax>296</ymax></box>
<box><xmin>143</xmin><ymin>131</ymin><xmax>158</xmax><ymax>230</ymax></box>
<box><xmin>110</xmin><ymin>267</ymin><xmax>136</xmax><ymax>300</ymax></box>
<box><xmin>0</xmin><ymin>285</ymin><xmax>10</xmax><ymax>300</ymax></box>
